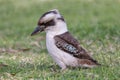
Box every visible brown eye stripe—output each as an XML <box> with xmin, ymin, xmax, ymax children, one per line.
<box><xmin>44</xmin><ymin>20</ymin><xmax>55</xmax><ymax>27</ymax></box>
<box><xmin>38</xmin><ymin>19</ymin><xmax>55</xmax><ymax>27</ymax></box>
<box><xmin>38</xmin><ymin>21</ymin><xmax>41</xmax><ymax>25</ymax></box>
<box><xmin>57</xmin><ymin>17</ymin><xmax>65</xmax><ymax>22</ymax></box>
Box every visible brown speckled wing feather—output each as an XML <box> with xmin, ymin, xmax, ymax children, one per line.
<box><xmin>54</xmin><ymin>32</ymin><xmax>97</xmax><ymax>62</ymax></box>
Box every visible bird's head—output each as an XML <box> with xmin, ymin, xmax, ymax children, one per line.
<box><xmin>31</xmin><ymin>9</ymin><xmax>67</xmax><ymax>36</ymax></box>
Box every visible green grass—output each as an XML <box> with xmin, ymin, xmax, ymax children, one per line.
<box><xmin>0</xmin><ymin>0</ymin><xmax>120</xmax><ymax>80</ymax></box>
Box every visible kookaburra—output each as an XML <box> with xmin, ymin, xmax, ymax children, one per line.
<box><xmin>31</xmin><ymin>9</ymin><xmax>100</xmax><ymax>70</ymax></box>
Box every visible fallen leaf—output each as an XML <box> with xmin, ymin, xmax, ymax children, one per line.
<box><xmin>0</xmin><ymin>48</ymin><xmax>18</xmax><ymax>53</ymax></box>
<box><xmin>7</xmin><ymin>48</ymin><xmax>19</xmax><ymax>53</ymax></box>
<box><xmin>19</xmin><ymin>48</ymin><xmax>30</xmax><ymax>52</ymax></box>
<box><xmin>0</xmin><ymin>63</ymin><xmax>8</xmax><ymax>67</ymax></box>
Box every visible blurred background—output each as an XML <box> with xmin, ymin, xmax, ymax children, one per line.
<box><xmin>0</xmin><ymin>0</ymin><xmax>120</xmax><ymax>47</ymax></box>
<box><xmin>0</xmin><ymin>0</ymin><xmax>120</xmax><ymax>79</ymax></box>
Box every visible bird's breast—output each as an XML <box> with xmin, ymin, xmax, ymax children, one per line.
<box><xmin>46</xmin><ymin>33</ymin><xmax>78</xmax><ymax>66</ymax></box>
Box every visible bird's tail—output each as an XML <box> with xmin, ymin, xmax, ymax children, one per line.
<box><xmin>78</xmin><ymin>58</ymin><xmax>101</xmax><ymax>68</ymax></box>
<box><xmin>89</xmin><ymin>58</ymin><xmax>101</xmax><ymax>66</ymax></box>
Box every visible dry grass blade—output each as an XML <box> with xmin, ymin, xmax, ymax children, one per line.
<box><xmin>30</xmin><ymin>41</ymin><xmax>41</xmax><ymax>48</ymax></box>
<box><xmin>0</xmin><ymin>47</ymin><xmax>30</xmax><ymax>53</ymax></box>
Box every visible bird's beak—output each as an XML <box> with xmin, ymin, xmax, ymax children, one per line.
<box><xmin>31</xmin><ymin>26</ymin><xmax>44</xmax><ymax>36</ymax></box>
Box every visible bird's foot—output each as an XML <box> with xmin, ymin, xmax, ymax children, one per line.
<box><xmin>60</xmin><ymin>67</ymin><xmax>68</xmax><ymax>72</ymax></box>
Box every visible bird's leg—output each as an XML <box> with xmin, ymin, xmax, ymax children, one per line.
<box><xmin>58</xmin><ymin>61</ymin><xmax>67</xmax><ymax>70</ymax></box>
<box><xmin>55</xmin><ymin>59</ymin><xmax>67</xmax><ymax>71</ymax></box>
<box><xmin>59</xmin><ymin>63</ymin><xmax>67</xmax><ymax>72</ymax></box>
<box><xmin>61</xmin><ymin>65</ymin><xmax>67</xmax><ymax>71</ymax></box>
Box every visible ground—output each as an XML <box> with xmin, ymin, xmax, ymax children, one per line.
<box><xmin>0</xmin><ymin>0</ymin><xmax>120</xmax><ymax>80</ymax></box>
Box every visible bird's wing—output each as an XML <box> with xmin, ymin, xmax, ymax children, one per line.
<box><xmin>54</xmin><ymin>32</ymin><xmax>95</xmax><ymax>61</ymax></box>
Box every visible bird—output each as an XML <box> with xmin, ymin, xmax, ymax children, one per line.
<box><xmin>31</xmin><ymin>9</ymin><xmax>100</xmax><ymax>70</ymax></box>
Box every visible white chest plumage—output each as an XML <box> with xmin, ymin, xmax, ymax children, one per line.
<box><xmin>46</xmin><ymin>32</ymin><xmax>78</xmax><ymax>67</ymax></box>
